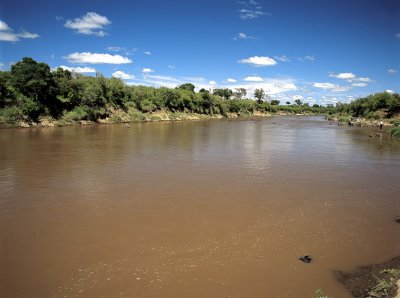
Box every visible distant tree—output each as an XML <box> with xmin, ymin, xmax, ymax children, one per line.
<box><xmin>234</xmin><ymin>88</ymin><xmax>247</xmax><ymax>100</ymax></box>
<box><xmin>178</xmin><ymin>83</ymin><xmax>195</xmax><ymax>92</ymax></box>
<box><xmin>312</xmin><ymin>104</ymin><xmax>320</xmax><ymax>108</ymax></box>
<box><xmin>286</xmin><ymin>101</ymin><xmax>291</xmax><ymax>105</ymax></box>
<box><xmin>199</xmin><ymin>88</ymin><xmax>209</xmax><ymax>93</ymax></box>
<box><xmin>294</xmin><ymin>99</ymin><xmax>303</xmax><ymax>105</ymax></box>
<box><xmin>270</xmin><ymin>99</ymin><xmax>280</xmax><ymax>105</ymax></box>
<box><xmin>254</xmin><ymin>88</ymin><xmax>265</xmax><ymax>104</ymax></box>
<box><xmin>213</xmin><ymin>88</ymin><xmax>233</xmax><ymax>100</ymax></box>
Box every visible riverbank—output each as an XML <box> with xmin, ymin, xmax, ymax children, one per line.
<box><xmin>336</xmin><ymin>256</ymin><xmax>400</xmax><ymax>298</ymax></box>
<box><xmin>1</xmin><ymin>108</ymin><xmax>327</xmax><ymax>128</ymax></box>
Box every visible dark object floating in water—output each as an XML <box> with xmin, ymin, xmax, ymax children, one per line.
<box><xmin>394</xmin><ymin>218</ymin><xmax>400</xmax><ymax>224</ymax></box>
<box><xmin>299</xmin><ymin>255</ymin><xmax>312</xmax><ymax>263</ymax></box>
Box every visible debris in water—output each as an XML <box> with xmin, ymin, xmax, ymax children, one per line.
<box><xmin>299</xmin><ymin>255</ymin><xmax>312</xmax><ymax>263</ymax></box>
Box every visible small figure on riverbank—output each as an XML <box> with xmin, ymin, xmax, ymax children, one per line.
<box><xmin>125</xmin><ymin>123</ymin><xmax>130</xmax><ymax>128</ymax></box>
<box><xmin>299</xmin><ymin>255</ymin><xmax>312</xmax><ymax>263</ymax></box>
<box><xmin>380</xmin><ymin>121</ymin><xmax>383</xmax><ymax>130</ymax></box>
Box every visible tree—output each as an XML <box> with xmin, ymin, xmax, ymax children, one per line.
<box><xmin>234</xmin><ymin>88</ymin><xmax>247</xmax><ymax>100</ymax></box>
<box><xmin>254</xmin><ymin>88</ymin><xmax>265</xmax><ymax>104</ymax></box>
<box><xmin>286</xmin><ymin>101</ymin><xmax>291</xmax><ymax>105</ymax></box>
<box><xmin>270</xmin><ymin>100</ymin><xmax>280</xmax><ymax>105</ymax></box>
<box><xmin>213</xmin><ymin>88</ymin><xmax>233</xmax><ymax>100</ymax></box>
<box><xmin>178</xmin><ymin>83</ymin><xmax>195</xmax><ymax>92</ymax></box>
<box><xmin>294</xmin><ymin>99</ymin><xmax>303</xmax><ymax>105</ymax></box>
<box><xmin>11</xmin><ymin>57</ymin><xmax>55</xmax><ymax>106</ymax></box>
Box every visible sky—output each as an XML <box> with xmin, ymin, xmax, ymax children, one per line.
<box><xmin>0</xmin><ymin>0</ymin><xmax>399</xmax><ymax>105</ymax></box>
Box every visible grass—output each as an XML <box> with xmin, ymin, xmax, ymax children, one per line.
<box><xmin>368</xmin><ymin>269</ymin><xmax>400</xmax><ymax>297</ymax></box>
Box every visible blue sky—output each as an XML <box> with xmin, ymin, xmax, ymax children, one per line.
<box><xmin>0</xmin><ymin>0</ymin><xmax>399</xmax><ymax>105</ymax></box>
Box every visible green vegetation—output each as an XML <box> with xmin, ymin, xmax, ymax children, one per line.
<box><xmin>368</xmin><ymin>269</ymin><xmax>400</xmax><ymax>297</ymax></box>
<box><xmin>390</xmin><ymin>127</ymin><xmax>400</xmax><ymax>138</ymax></box>
<box><xmin>335</xmin><ymin>92</ymin><xmax>400</xmax><ymax>120</ymax></box>
<box><xmin>2</xmin><ymin>57</ymin><xmax>398</xmax><ymax>128</ymax></box>
<box><xmin>315</xmin><ymin>288</ymin><xmax>331</xmax><ymax>298</ymax></box>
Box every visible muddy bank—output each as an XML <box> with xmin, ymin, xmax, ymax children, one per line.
<box><xmin>336</xmin><ymin>256</ymin><xmax>400</xmax><ymax>298</ymax></box>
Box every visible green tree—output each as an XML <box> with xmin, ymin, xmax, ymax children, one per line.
<box><xmin>213</xmin><ymin>88</ymin><xmax>233</xmax><ymax>100</ymax></box>
<box><xmin>294</xmin><ymin>99</ymin><xmax>303</xmax><ymax>105</ymax></box>
<box><xmin>234</xmin><ymin>88</ymin><xmax>247</xmax><ymax>100</ymax></box>
<box><xmin>254</xmin><ymin>88</ymin><xmax>265</xmax><ymax>104</ymax></box>
<box><xmin>178</xmin><ymin>83</ymin><xmax>195</xmax><ymax>92</ymax></box>
<box><xmin>270</xmin><ymin>99</ymin><xmax>280</xmax><ymax>105</ymax></box>
<box><xmin>10</xmin><ymin>57</ymin><xmax>55</xmax><ymax>107</ymax></box>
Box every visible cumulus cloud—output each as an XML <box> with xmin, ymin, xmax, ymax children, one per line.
<box><xmin>388</xmin><ymin>69</ymin><xmax>398</xmax><ymax>74</ymax></box>
<box><xmin>244</xmin><ymin>76</ymin><xmax>263</xmax><ymax>82</ymax></box>
<box><xmin>142</xmin><ymin>68</ymin><xmax>154</xmax><ymax>73</ymax></box>
<box><xmin>313</xmin><ymin>82</ymin><xmax>350</xmax><ymax>92</ymax></box>
<box><xmin>0</xmin><ymin>20</ymin><xmax>39</xmax><ymax>42</ymax></box>
<box><xmin>112</xmin><ymin>70</ymin><xmax>135</xmax><ymax>80</ymax></box>
<box><xmin>386</xmin><ymin>89</ymin><xmax>395</xmax><ymax>94</ymax></box>
<box><xmin>65</xmin><ymin>52</ymin><xmax>132</xmax><ymax>64</ymax></box>
<box><xmin>209</xmin><ymin>80</ymin><xmax>217</xmax><ymax>85</ymax></box>
<box><xmin>144</xmin><ymin>51</ymin><xmax>152</xmax><ymax>55</ymax></box>
<box><xmin>239</xmin><ymin>56</ymin><xmax>277</xmax><ymax>67</ymax></box>
<box><xmin>227</xmin><ymin>78</ymin><xmax>237</xmax><ymax>83</ymax></box>
<box><xmin>59</xmin><ymin>65</ymin><xmax>96</xmax><ymax>73</ymax></box>
<box><xmin>64</xmin><ymin>12</ymin><xmax>111</xmax><ymax>36</ymax></box>
<box><xmin>330</xmin><ymin>72</ymin><xmax>356</xmax><ymax>80</ymax></box>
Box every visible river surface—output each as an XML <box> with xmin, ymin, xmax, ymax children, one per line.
<box><xmin>1</xmin><ymin>116</ymin><xmax>400</xmax><ymax>297</ymax></box>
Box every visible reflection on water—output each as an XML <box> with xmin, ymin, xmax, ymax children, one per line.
<box><xmin>1</xmin><ymin>116</ymin><xmax>399</xmax><ymax>297</ymax></box>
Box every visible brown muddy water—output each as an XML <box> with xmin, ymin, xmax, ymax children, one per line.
<box><xmin>1</xmin><ymin>116</ymin><xmax>399</xmax><ymax>297</ymax></box>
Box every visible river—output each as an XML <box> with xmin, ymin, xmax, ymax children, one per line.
<box><xmin>1</xmin><ymin>116</ymin><xmax>399</xmax><ymax>297</ymax></box>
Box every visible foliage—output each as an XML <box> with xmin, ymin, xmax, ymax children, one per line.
<box><xmin>315</xmin><ymin>288</ymin><xmax>331</xmax><ymax>298</ymax></box>
<box><xmin>254</xmin><ymin>88</ymin><xmax>265</xmax><ymax>104</ymax></box>
<box><xmin>1</xmin><ymin>57</ymin><xmax>398</xmax><ymax>127</ymax></box>
<box><xmin>390</xmin><ymin>127</ymin><xmax>400</xmax><ymax>138</ymax></box>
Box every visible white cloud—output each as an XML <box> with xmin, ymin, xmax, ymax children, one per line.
<box><xmin>298</xmin><ymin>55</ymin><xmax>315</xmax><ymax>62</ymax></box>
<box><xmin>388</xmin><ymin>69</ymin><xmax>398</xmax><ymax>74</ymax></box>
<box><xmin>244</xmin><ymin>76</ymin><xmax>263</xmax><ymax>82</ymax></box>
<box><xmin>351</xmin><ymin>82</ymin><xmax>367</xmax><ymax>87</ymax></box>
<box><xmin>386</xmin><ymin>89</ymin><xmax>395</xmax><ymax>94</ymax></box>
<box><xmin>209</xmin><ymin>80</ymin><xmax>217</xmax><ymax>85</ymax></box>
<box><xmin>235</xmin><ymin>32</ymin><xmax>257</xmax><ymax>40</ymax></box>
<box><xmin>227</xmin><ymin>78</ymin><xmax>237</xmax><ymax>83</ymax></box>
<box><xmin>144</xmin><ymin>51</ymin><xmax>152</xmax><ymax>55</ymax></box>
<box><xmin>313</xmin><ymin>82</ymin><xmax>351</xmax><ymax>92</ymax></box>
<box><xmin>330</xmin><ymin>72</ymin><xmax>356</xmax><ymax>80</ymax></box>
<box><xmin>66</xmin><ymin>52</ymin><xmax>132</xmax><ymax>64</ymax></box>
<box><xmin>352</xmin><ymin>77</ymin><xmax>372</xmax><ymax>83</ymax></box>
<box><xmin>112</xmin><ymin>70</ymin><xmax>135</xmax><ymax>80</ymax></box>
<box><xmin>59</xmin><ymin>65</ymin><xmax>96</xmax><ymax>73</ymax></box>
<box><xmin>0</xmin><ymin>62</ymin><xmax>4</xmax><ymax>69</ymax></box>
<box><xmin>238</xmin><ymin>1</ymin><xmax>270</xmax><ymax>19</ymax></box>
<box><xmin>167</xmin><ymin>64</ymin><xmax>176</xmax><ymax>69</ymax></box>
<box><xmin>274</xmin><ymin>55</ymin><xmax>290</xmax><ymax>62</ymax></box>
<box><xmin>0</xmin><ymin>20</ymin><xmax>11</xmax><ymax>31</ymax></box>
<box><xmin>0</xmin><ymin>31</ymin><xmax>19</xmax><ymax>41</ymax></box>
<box><xmin>239</xmin><ymin>56</ymin><xmax>277</xmax><ymax>67</ymax></box>
<box><xmin>292</xmin><ymin>95</ymin><xmax>304</xmax><ymax>100</ymax></box>
<box><xmin>142</xmin><ymin>68</ymin><xmax>154</xmax><ymax>73</ymax></box>
<box><xmin>0</xmin><ymin>20</ymin><xmax>39</xmax><ymax>42</ymax></box>
<box><xmin>107</xmin><ymin>46</ymin><xmax>122</xmax><ymax>52</ymax></box>
<box><xmin>395</xmin><ymin>33</ymin><xmax>400</xmax><ymax>38</ymax></box>
<box><xmin>64</xmin><ymin>12</ymin><xmax>111</xmax><ymax>36</ymax></box>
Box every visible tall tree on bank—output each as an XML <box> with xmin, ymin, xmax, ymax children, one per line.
<box><xmin>254</xmin><ymin>88</ymin><xmax>265</xmax><ymax>104</ymax></box>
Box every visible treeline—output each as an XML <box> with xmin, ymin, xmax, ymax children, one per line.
<box><xmin>1</xmin><ymin>57</ymin><xmax>380</xmax><ymax>127</ymax></box>
<box><xmin>335</xmin><ymin>92</ymin><xmax>400</xmax><ymax>119</ymax></box>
